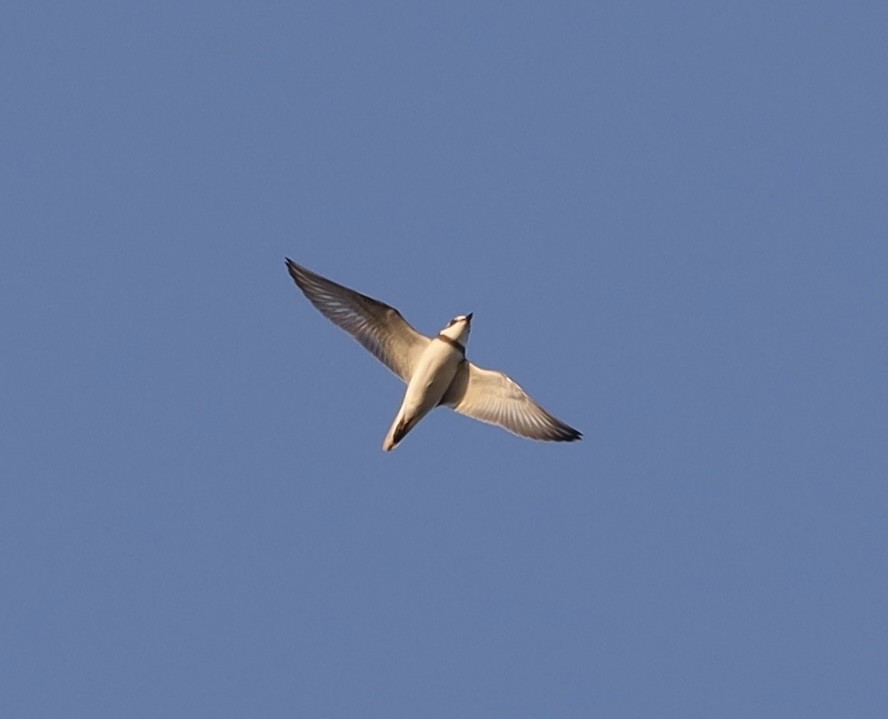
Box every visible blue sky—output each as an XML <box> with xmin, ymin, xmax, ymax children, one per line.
<box><xmin>2</xmin><ymin>2</ymin><xmax>886</xmax><ymax>717</ymax></box>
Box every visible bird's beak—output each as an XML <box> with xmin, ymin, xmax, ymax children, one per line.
<box><xmin>466</xmin><ymin>313</ymin><xmax>473</xmax><ymax>322</ymax></box>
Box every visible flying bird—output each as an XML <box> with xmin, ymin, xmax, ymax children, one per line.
<box><xmin>285</xmin><ymin>258</ymin><xmax>581</xmax><ymax>451</ymax></box>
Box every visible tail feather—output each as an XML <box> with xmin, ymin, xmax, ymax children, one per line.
<box><xmin>383</xmin><ymin>414</ymin><xmax>415</xmax><ymax>451</ymax></box>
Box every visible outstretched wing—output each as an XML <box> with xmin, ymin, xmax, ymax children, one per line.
<box><xmin>442</xmin><ymin>362</ymin><xmax>581</xmax><ymax>442</ymax></box>
<box><xmin>285</xmin><ymin>259</ymin><xmax>430</xmax><ymax>382</ymax></box>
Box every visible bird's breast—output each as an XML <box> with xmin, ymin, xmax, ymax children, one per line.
<box><xmin>401</xmin><ymin>339</ymin><xmax>464</xmax><ymax>414</ymax></box>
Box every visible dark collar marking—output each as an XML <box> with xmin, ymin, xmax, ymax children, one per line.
<box><xmin>436</xmin><ymin>334</ymin><xmax>466</xmax><ymax>356</ymax></box>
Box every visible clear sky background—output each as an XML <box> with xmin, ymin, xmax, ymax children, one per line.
<box><xmin>2</xmin><ymin>2</ymin><xmax>886</xmax><ymax>717</ymax></box>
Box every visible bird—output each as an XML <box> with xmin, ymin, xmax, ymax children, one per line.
<box><xmin>285</xmin><ymin>258</ymin><xmax>581</xmax><ymax>451</ymax></box>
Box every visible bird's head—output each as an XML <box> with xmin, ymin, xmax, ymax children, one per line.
<box><xmin>438</xmin><ymin>313</ymin><xmax>472</xmax><ymax>346</ymax></box>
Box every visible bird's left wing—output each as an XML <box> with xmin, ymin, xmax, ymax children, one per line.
<box><xmin>286</xmin><ymin>259</ymin><xmax>430</xmax><ymax>383</ymax></box>
<box><xmin>442</xmin><ymin>361</ymin><xmax>581</xmax><ymax>442</ymax></box>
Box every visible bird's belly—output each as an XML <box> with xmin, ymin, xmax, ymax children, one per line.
<box><xmin>401</xmin><ymin>344</ymin><xmax>462</xmax><ymax>416</ymax></box>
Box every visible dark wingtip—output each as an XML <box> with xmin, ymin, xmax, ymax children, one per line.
<box><xmin>557</xmin><ymin>424</ymin><xmax>582</xmax><ymax>442</ymax></box>
<box><xmin>285</xmin><ymin>258</ymin><xmax>302</xmax><ymax>283</ymax></box>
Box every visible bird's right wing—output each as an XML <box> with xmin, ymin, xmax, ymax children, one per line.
<box><xmin>286</xmin><ymin>259</ymin><xmax>430</xmax><ymax>383</ymax></box>
<box><xmin>442</xmin><ymin>362</ymin><xmax>581</xmax><ymax>442</ymax></box>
